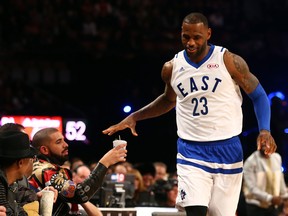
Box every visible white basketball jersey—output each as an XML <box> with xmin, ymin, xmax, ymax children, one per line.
<box><xmin>171</xmin><ymin>45</ymin><xmax>243</xmax><ymax>141</ymax></box>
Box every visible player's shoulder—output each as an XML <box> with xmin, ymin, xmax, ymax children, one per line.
<box><xmin>220</xmin><ymin>45</ymin><xmax>244</xmax><ymax>61</ymax></box>
<box><xmin>164</xmin><ymin>59</ymin><xmax>174</xmax><ymax>68</ymax></box>
<box><xmin>212</xmin><ymin>44</ymin><xmax>227</xmax><ymax>51</ymax></box>
<box><xmin>161</xmin><ymin>57</ymin><xmax>174</xmax><ymax>74</ymax></box>
<box><xmin>161</xmin><ymin>59</ymin><xmax>174</xmax><ymax>82</ymax></box>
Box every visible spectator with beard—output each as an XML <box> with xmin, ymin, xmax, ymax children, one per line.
<box><xmin>28</xmin><ymin>127</ymin><xmax>127</xmax><ymax>216</ymax></box>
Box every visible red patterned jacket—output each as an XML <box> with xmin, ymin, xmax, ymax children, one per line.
<box><xmin>28</xmin><ymin>157</ymin><xmax>107</xmax><ymax>216</ymax></box>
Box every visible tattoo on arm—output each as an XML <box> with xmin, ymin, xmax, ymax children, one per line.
<box><xmin>231</xmin><ymin>53</ymin><xmax>247</xmax><ymax>75</ymax></box>
<box><xmin>230</xmin><ymin>52</ymin><xmax>258</xmax><ymax>93</ymax></box>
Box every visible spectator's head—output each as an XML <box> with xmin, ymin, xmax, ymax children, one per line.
<box><xmin>31</xmin><ymin>127</ymin><xmax>69</xmax><ymax>165</ymax></box>
<box><xmin>0</xmin><ymin>123</ymin><xmax>35</xmax><ymax>178</ymax></box>
<box><xmin>70</xmin><ymin>157</ymin><xmax>84</xmax><ymax>171</ymax></box>
<box><xmin>0</xmin><ymin>123</ymin><xmax>25</xmax><ymax>133</ymax></box>
<box><xmin>153</xmin><ymin>161</ymin><xmax>168</xmax><ymax>181</ymax></box>
<box><xmin>72</xmin><ymin>164</ymin><xmax>91</xmax><ymax>184</ymax></box>
<box><xmin>134</xmin><ymin>162</ymin><xmax>156</xmax><ymax>190</ymax></box>
<box><xmin>121</xmin><ymin>161</ymin><xmax>133</xmax><ymax>173</ymax></box>
<box><xmin>0</xmin><ymin>131</ymin><xmax>37</xmax><ymax>184</ymax></box>
<box><xmin>114</xmin><ymin>163</ymin><xmax>128</xmax><ymax>174</ymax></box>
<box><xmin>128</xmin><ymin>168</ymin><xmax>145</xmax><ymax>192</ymax></box>
<box><xmin>88</xmin><ymin>160</ymin><xmax>98</xmax><ymax>171</ymax></box>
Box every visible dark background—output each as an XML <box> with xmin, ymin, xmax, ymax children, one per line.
<box><xmin>1</xmin><ymin>0</ymin><xmax>288</xmax><ymax>173</ymax></box>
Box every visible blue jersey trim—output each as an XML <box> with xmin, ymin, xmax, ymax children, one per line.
<box><xmin>184</xmin><ymin>44</ymin><xmax>215</xmax><ymax>68</ymax></box>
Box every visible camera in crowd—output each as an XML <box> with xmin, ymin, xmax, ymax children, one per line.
<box><xmin>91</xmin><ymin>173</ymin><xmax>135</xmax><ymax>208</ymax></box>
<box><xmin>151</xmin><ymin>178</ymin><xmax>178</xmax><ymax>206</ymax></box>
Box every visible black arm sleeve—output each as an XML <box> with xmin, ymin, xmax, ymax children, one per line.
<box><xmin>67</xmin><ymin>162</ymin><xmax>108</xmax><ymax>203</ymax></box>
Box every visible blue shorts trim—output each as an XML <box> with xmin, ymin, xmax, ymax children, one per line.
<box><xmin>177</xmin><ymin>158</ymin><xmax>243</xmax><ymax>174</ymax></box>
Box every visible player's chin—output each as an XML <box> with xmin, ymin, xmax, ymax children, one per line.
<box><xmin>186</xmin><ymin>47</ymin><xmax>197</xmax><ymax>55</ymax></box>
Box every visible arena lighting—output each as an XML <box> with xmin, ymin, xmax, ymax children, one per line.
<box><xmin>267</xmin><ymin>91</ymin><xmax>288</xmax><ymax>134</ymax></box>
<box><xmin>267</xmin><ymin>91</ymin><xmax>285</xmax><ymax>105</ymax></box>
<box><xmin>242</xmin><ymin>127</ymin><xmax>258</xmax><ymax>137</ymax></box>
<box><xmin>0</xmin><ymin>115</ymin><xmax>87</xmax><ymax>142</ymax></box>
<box><xmin>123</xmin><ymin>105</ymin><xmax>132</xmax><ymax>113</ymax></box>
<box><xmin>0</xmin><ymin>116</ymin><xmax>62</xmax><ymax>139</ymax></box>
<box><xmin>64</xmin><ymin>118</ymin><xmax>87</xmax><ymax>141</ymax></box>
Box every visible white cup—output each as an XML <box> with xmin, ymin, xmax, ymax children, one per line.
<box><xmin>40</xmin><ymin>190</ymin><xmax>54</xmax><ymax>216</ymax></box>
<box><xmin>113</xmin><ymin>139</ymin><xmax>127</xmax><ymax>149</ymax></box>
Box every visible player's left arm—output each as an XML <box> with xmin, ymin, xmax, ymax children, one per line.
<box><xmin>224</xmin><ymin>50</ymin><xmax>277</xmax><ymax>155</ymax></box>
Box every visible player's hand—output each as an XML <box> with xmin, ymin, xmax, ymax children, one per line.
<box><xmin>257</xmin><ymin>130</ymin><xmax>277</xmax><ymax>155</ymax></box>
<box><xmin>102</xmin><ymin>116</ymin><xmax>138</xmax><ymax>136</ymax></box>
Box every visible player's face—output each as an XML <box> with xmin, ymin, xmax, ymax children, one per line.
<box><xmin>181</xmin><ymin>22</ymin><xmax>211</xmax><ymax>63</ymax></box>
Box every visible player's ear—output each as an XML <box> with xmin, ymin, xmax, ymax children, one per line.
<box><xmin>207</xmin><ymin>28</ymin><xmax>211</xmax><ymax>40</ymax></box>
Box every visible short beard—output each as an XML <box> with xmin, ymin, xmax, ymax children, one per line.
<box><xmin>48</xmin><ymin>151</ymin><xmax>69</xmax><ymax>166</ymax></box>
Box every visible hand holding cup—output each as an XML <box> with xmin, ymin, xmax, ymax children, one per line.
<box><xmin>113</xmin><ymin>139</ymin><xmax>127</xmax><ymax>149</ymax></box>
<box><xmin>40</xmin><ymin>188</ymin><xmax>55</xmax><ymax>216</ymax></box>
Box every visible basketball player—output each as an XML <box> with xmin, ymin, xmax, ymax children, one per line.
<box><xmin>102</xmin><ymin>12</ymin><xmax>277</xmax><ymax>216</ymax></box>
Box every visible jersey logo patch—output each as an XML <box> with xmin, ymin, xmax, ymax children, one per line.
<box><xmin>207</xmin><ymin>63</ymin><xmax>219</xmax><ymax>69</ymax></box>
<box><xmin>180</xmin><ymin>188</ymin><xmax>186</xmax><ymax>200</ymax></box>
<box><xmin>179</xmin><ymin>67</ymin><xmax>185</xmax><ymax>73</ymax></box>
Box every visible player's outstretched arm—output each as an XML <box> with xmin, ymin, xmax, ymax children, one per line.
<box><xmin>102</xmin><ymin>114</ymin><xmax>138</xmax><ymax>136</ymax></box>
<box><xmin>103</xmin><ymin>60</ymin><xmax>176</xmax><ymax>137</ymax></box>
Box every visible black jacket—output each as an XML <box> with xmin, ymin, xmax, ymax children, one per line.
<box><xmin>0</xmin><ymin>169</ymin><xmax>28</xmax><ymax>216</ymax></box>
